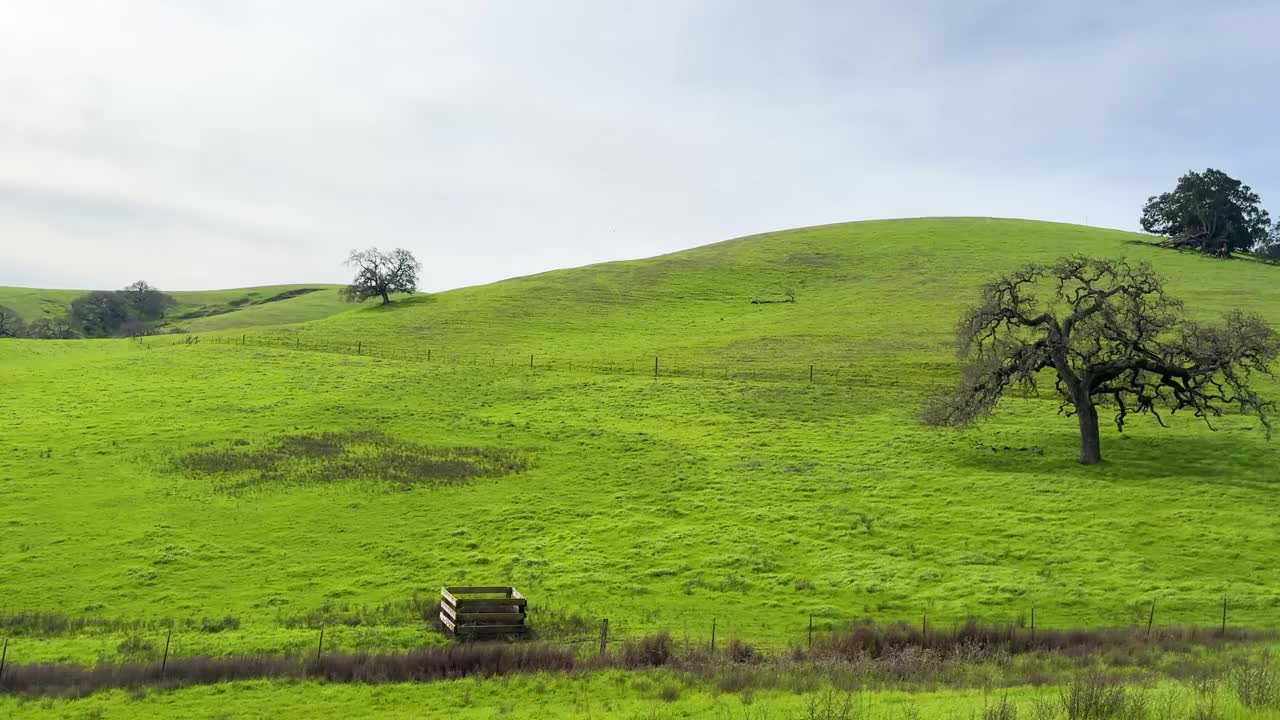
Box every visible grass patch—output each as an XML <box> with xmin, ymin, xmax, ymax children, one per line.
<box><xmin>169</xmin><ymin>430</ymin><xmax>528</xmax><ymax>493</ymax></box>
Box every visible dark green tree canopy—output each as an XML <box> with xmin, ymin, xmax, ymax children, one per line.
<box><xmin>925</xmin><ymin>256</ymin><xmax>1278</xmax><ymax>464</ymax></box>
<box><xmin>1140</xmin><ymin>169</ymin><xmax>1272</xmax><ymax>256</ymax></box>
<box><xmin>0</xmin><ymin>304</ymin><xmax>24</xmax><ymax>338</ymax></box>
<box><xmin>341</xmin><ymin>248</ymin><xmax>421</xmax><ymax>305</ymax></box>
<box><xmin>122</xmin><ymin>280</ymin><xmax>176</xmax><ymax>320</ymax></box>
<box><xmin>70</xmin><ymin>291</ymin><xmax>131</xmax><ymax>338</ymax></box>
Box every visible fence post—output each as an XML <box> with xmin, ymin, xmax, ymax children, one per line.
<box><xmin>1030</xmin><ymin>606</ymin><xmax>1035</xmax><ymax>640</ymax></box>
<box><xmin>654</xmin><ymin>356</ymin><xmax>658</xmax><ymax>378</ymax></box>
<box><xmin>241</xmin><ymin>334</ymin><xmax>246</xmax><ymax>345</ymax></box>
<box><xmin>317</xmin><ymin>626</ymin><xmax>325</xmax><ymax>660</ymax></box>
<box><xmin>711</xmin><ymin>618</ymin><xmax>716</xmax><ymax>653</ymax></box>
<box><xmin>530</xmin><ymin>354</ymin><xmax>534</xmax><ymax>369</ymax></box>
<box><xmin>161</xmin><ymin>627</ymin><xmax>171</xmax><ymax>678</ymax></box>
<box><xmin>0</xmin><ymin>637</ymin><xmax>8</xmax><ymax>684</ymax></box>
<box><xmin>357</xmin><ymin>342</ymin><xmax>362</xmax><ymax>355</ymax></box>
<box><xmin>922</xmin><ymin>610</ymin><xmax>927</xmax><ymax>635</ymax></box>
<box><xmin>599</xmin><ymin>619</ymin><xmax>609</xmax><ymax>656</ymax></box>
<box><xmin>296</xmin><ymin>337</ymin><xmax>300</xmax><ymax>350</ymax></box>
<box><xmin>808</xmin><ymin>614</ymin><xmax>813</xmax><ymax>649</ymax></box>
<box><xmin>1147</xmin><ymin>600</ymin><xmax>1155</xmax><ymax>638</ymax></box>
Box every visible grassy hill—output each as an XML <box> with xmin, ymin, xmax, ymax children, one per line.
<box><xmin>3</xmin><ymin>218</ymin><xmax>1280</xmax><ymax>718</ymax></box>
<box><xmin>0</xmin><ymin>283</ymin><xmax>351</xmax><ymax>332</ymax></box>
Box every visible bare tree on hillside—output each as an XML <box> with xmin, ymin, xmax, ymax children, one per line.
<box><xmin>121</xmin><ymin>280</ymin><xmax>176</xmax><ymax>320</ymax></box>
<box><xmin>924</xmin><ymin>256</ymin><xmax>1279</xmax><ymax>464</ymax></box>
<box><xmin>24</xmin><ymin>316</ymin><xmax>79</xmax><ymax>339</ymax></box>
<box><xmin>341</xmin><ymin>248</ymin><xmax>421</xmax><ymax>305</ymax></box>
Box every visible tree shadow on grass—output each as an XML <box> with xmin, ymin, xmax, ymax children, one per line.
<box><xmin>939</xmin><ymin>426</ymin><xmax>1278</xmax><ymax>490</ymax></box>
<box><xmin>357</xmin><ymin>294</ymin><xmax>437</xmax><ymax>312</ymax></box>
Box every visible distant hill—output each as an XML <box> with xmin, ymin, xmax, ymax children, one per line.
<box><xmin>251</xmin><ymin>217</ymin><xmax>1280</xmax><ymax>367</ymax></box>
<box><xmin>0</xmin><ymin>283</ymin><xmax>351</xmax><ymax>333</ymax></box>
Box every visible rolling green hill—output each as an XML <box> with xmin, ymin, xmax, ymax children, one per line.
<box><xmin>0</xmin><ymin>283</ymin><xmax>351</xmax><ymax>332</ymax></box>
<box><xmin>3</xmin><ymin>218</ymin><xmax>1280</xmax><ymax>718</ymax></box>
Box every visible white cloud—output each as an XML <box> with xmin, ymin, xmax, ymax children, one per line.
<box><xmin>0</xmin><ymin>0</ymin><xmax>1276</xmax><ymax>290</ymax></box>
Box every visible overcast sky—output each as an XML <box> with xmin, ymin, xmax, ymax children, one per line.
<box><xmin>1</xmin><ymin>1</ymin><xmax>1277</xmax><ymax>291</ymax></box>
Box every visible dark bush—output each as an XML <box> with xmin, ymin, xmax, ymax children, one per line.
<box><xmin>726</xmin><ymin>638</ymin><xmax>757</xmax><ymax>663</ymax></box>
<box><xmin>0</xmin><ymin>643</ymin><xmax>580</xmax><ymax>698</ymax></box>
<box><xmin>813</xmin><ymin>618</ymin><xmax>1262</xmax><ymax>662</ymax></box>
<box><xmin>623</xmin><ymin>632</ymin><xmax>673</xmax><ymax>668</ymax></box>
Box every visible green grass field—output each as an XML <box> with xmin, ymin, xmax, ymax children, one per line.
<box><xmin>3</xmin><ymin>218</ymin><xmax>1279</xmax><ymax>717</ymax></box>
<box><xmin>0</xmin><ymin>283</ymin><xmax>351</xmax><ymax>332</ymax></box>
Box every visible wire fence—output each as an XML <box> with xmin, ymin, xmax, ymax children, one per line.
<box><xmin>0</xmin><ymin>593</ymin><xmax>1267</xmax><ymax>670</ymax></box>
<box><xmin>154</xmin><ymin>332</ymin><xmax>919</xmax><ymax>388</ymax></box>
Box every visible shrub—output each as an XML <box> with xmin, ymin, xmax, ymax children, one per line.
<box><xmin>727</xmin><ymin>638</ymin><xmax>757</xmax><ymax>663</ymax></box>
<box><xmin>1059</xmin><ymin>672</ymin><xmax>1148</xmax><ymax>720</ymax></box>
<box><xmin>1230</xmin><ymin>653</ymin><xmax>1280</xmax><ymax>708</ymax></box>
<box><xmin>622</xmin><ymin>632</ymin><xmax>673</xmax><ymax>668</ymax></box>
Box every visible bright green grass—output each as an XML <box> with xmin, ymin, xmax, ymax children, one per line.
<box><xmin>2</xmin><ymin>218</ymin><xmax>1279</xmax><ymax>715</ymax></box>
<box><xmin>0</xmin><ymin>283</ymin><xmax>351</xmax><ymax>332</ymax></box>
<box><xmin>4</xmin><ymin>673</ymin><xmax>1280</xmax><ymax>719</ymax></box>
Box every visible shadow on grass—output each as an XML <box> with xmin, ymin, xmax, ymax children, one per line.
<box><xmin>356</xmin><ymin>294</ymin><xmax>437</xmax><ymax>312</ymax></box>
<box><xmin>939</xmin><ymin>427</ymin><xmax>1277</xmax><ymax>489</ymax></box>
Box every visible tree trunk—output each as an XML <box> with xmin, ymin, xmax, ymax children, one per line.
<box><xmin>380</xmin><ymin>289</ymin><xmax>391</xmax><ymax>305</ymax></box>
<box><xmin>1075</xmin><ymin>398</ymin><xmax>1102</xmax><ymax>465</ymax></box>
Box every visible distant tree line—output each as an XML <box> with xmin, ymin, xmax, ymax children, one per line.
<box><xmin>0</xmin><ymin>281</ymin><xmax>176</xmax><ymax>340</ymax></box>
<box><xmin>1142</xmin><ymin>168</ymin><xmax>1280</xmax><ymax>259</ymax></box>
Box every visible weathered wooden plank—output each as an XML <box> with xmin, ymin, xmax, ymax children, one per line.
<box><xmin>439</xmin><ymin>613</ymin><xmax>457</xmax><ymax>632</ymax></box>
<box><xmin>456</xmin><ymin>597</ymin><xmax>527</xmax><ymax>609</ymax></box>
<box><xmin>444</xmin><ymin>586</ymin><xmax>514</xmax><ymax>595</ymax></box>
<box><xmin>440</xmin><ymin>602</ymin><xmax>458</xmax><ymax>621</ymax></box>
<box><xmin>455</xmin><ymin>612</ymin><xmax>525</xmax><ymax>623</ymax></box>
<box><xmin>510</xmin><ymin>588</ymin><xmax>525</xmax><ymax>601</ymax></box>
<box><xmin>440</xmin><ymin>587</ymin><xmax>459</xmax><ymax>606</ymax></box>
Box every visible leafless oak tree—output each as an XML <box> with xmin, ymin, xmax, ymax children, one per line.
<box><xmin>341</xmin><ymin>248</ymin><xmax>421</xmax><ymax>305</ymax></box>
<box><xmin>925</xmin><ymin>256</ymin><xmax>1278</xmax><ymax>464</ymax></box>
<box><xmin>0</xmin><ymin>304</ymin><xmax>24</xmax><ymax>338</ymax></box>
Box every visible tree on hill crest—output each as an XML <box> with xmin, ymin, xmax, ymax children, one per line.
<box><xmin>1141</xmin><ymin>169</ymin><xmax>1272</xmax><ymax>257</ymax></box>
<box><xmin>925</xmin><ymin>256</ymin><xmax>1278</xmax><ymax>464</ymax></box>
<box><xmin>122</xmin><ymin>280</ymin><xmax>176</xmax><ymax>320</ymax></box>
<box><xmin>341</xmin><ymin>248</ymin><xmax>421</xmax><ymax>305</ymax></box>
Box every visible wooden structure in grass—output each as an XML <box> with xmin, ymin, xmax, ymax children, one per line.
<box><xmin>439</xmin><ymin>586</ymin><xmax>528</xmax><ymax>638</ymax></box>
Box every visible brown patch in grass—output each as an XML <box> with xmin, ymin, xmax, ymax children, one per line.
<box><xmin>170</xmin><ymin>430</ymin><xmax>527</xmax><ymax>493</ymax></box>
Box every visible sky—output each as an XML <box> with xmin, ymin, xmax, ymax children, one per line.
<box><xmin>1</xmin><ymin>1</ymin><xmax>1278</xmax><ymax>291</ymax></box>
